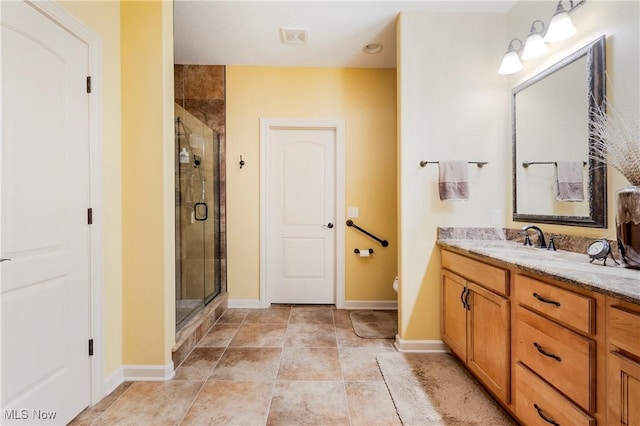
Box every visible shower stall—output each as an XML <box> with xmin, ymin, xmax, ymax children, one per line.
<box><xmin>174</xmin><ymin>103</ymin><xmax>224</xmax><ymax>329</ymax></box>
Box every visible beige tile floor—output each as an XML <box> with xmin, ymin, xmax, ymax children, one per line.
<box><xmin>70</xmin><ymin>305</ymin><xmax>401</xmax><ymax>426</ymax></box>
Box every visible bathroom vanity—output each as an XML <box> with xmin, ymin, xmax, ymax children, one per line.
<box><xmin>438</xmin><ymin>234</ymin><xmax>639</xmax><ymax>426</ymax></box>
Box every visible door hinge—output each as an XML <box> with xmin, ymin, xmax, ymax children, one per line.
<box><xmin>88</xmin><ymin>208</ymin><xmax>93</xmax><ymax>225</ymax></box>
<box><xmin>88</xmin><ymin>339</ymin><xmax>94</xmax><ymax>356</ymax></box>
<box><xmin>86</xmin><ymin>76</ymin><xmax>92</xmax><ymax>93</ymax></box>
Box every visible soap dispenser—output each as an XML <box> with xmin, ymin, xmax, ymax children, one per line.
<box><xmin>179</xmin><ymin>147</ymin><xmax>190</xmax><ymax>164</ymax></box>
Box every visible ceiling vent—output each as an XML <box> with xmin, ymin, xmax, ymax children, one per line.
<box><xmin>280</xmin><ymin>27</ymin><xmax>309</xmax><ymax>44</ymax></box>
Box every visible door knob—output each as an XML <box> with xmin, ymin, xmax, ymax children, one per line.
<box><xmin>0</xmin><ymin>259</ymin><xmax>11</xmax><ymax>262</ymax></box>
<box><xmin>326</xmin><ymin>223</ymin><xmax>334</xmax><ymax>229</ymax></box>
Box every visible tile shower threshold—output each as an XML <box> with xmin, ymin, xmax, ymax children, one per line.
<box><xmin>172</xmin><ymin>292</ymin><xmax>228</xmax><ymax>369</ymax></box>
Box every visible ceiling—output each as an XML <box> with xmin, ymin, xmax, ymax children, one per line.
<box><xmin>174</xmin><ymin>1</ymin><xmax>517</xmax><ymax>69</ymax></box>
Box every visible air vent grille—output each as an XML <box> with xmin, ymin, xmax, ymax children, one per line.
<box><xmin>280</xmin><ymin>27</ymin><xmax>309</xmax><ymax>44</ymax></box>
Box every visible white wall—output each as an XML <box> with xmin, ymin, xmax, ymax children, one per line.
<box><xmin>397</xmin><ymin>11</ymin><xmax>509</xmax><ymax>340</ymax></box>
<box><xmin>507</xmin><ymin>0</ymin><xmax>640</xmax><ymax>237</ymax></box>
<box><xmin>396</xmin><ymin>1</ymin><xmax>639</xmax><ymax>344</ymax></box>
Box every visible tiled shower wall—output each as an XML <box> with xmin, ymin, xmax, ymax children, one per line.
<box><xmin>175</xmin><ymin>65</ymin><xmax>227</xmax><ymax>299</ymax></box>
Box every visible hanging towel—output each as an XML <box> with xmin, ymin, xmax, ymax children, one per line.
<box><xmin>555</xmin><ymin>161</ymin><xmax>585</xmax><ymax>201</ymax></box>
<box><xmin>438</xmin><ymin>161</ymin><xmax>469</xmax><ymax>201</ymax></box>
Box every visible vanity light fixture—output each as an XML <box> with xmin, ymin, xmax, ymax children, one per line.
<box><xmin>497</xmin><ymin>38</ymin><xmax>523</xmax><ymax>75</ymax></box>
<box><xmin>544</xmin><ymin>0</ymin><xmax>586</xmax><ymax>43</ymax></box>
<box><xmin>521</xmin><ymin>20</ymin><xmax>548</xmax><ymax>60</ymax></box>
<box><xmin>498</xmin><ymin>0</ymin><xmax>587</xmax><ymax>75</ymax></box>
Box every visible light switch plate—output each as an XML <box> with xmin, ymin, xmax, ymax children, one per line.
<box><xmin>347</xmin><ymin>207</ymin><xmax>359</xmax><ymax>218</ymax></box>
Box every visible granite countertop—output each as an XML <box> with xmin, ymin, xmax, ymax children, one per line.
<box><xmin>437</xmin><ymin>237</ymin><xmax>640</xmax><ymax>305</ymax></box>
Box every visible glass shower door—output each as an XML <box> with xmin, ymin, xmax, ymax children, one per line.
<box><xmin>175</xmin><ymin>104</ymin><xmax>220</xmax><ymax>329</ymax></box>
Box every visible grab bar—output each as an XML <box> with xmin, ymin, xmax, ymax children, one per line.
<box><xmin>346</xmin><ymin>220</ymin><xmax>389</xmax><ymax>247</ymax></box>
<box><xmin>420</xmin><ymin>161</ymin><xmax>488</xmax><ymax>168</ymax></box>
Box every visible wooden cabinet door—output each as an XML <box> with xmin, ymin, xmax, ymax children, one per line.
<box><xmin>607</xmin><ymin>351</ymin><xmax>640</xmax><ymax>426</ymax></box>
<box><xmin>441</xmin><ymin>270</ymin><xmax>467</xmax><ymax>360</ymax></box>
<box><xmin>467</xmin><ymin>281</ymin><xmax>511</xmax><ymax>403</ymax></box>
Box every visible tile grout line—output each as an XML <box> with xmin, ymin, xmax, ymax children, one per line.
<box><xmin>175</xmin><ymin>380</ymin><xmax>207</xmax><ymax>426</ymax></box>
<box><xmin>263</xmin><ymin>306</ymin><xmax>293</xmax><ymax>425</ymax></box>
<box><xmin>175</xmin><ymin>308</ymin><xmax>249</xmax><ymax>425</ymax></box>
<box><xmin>334</xmin><ymin>309</ymin><xmax>355</xmax><ymax>426</ymax></box>
<box><xmin>173</xmin><ymin>307</ymin><xmax>224</xmax><ymax>371</ymax></box>
<box><xmin>84</xmin><ymin>383</ymin><xmax>135</xmax><ymax>426</ymax></box>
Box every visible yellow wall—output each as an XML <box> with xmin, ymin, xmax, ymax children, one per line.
<box><xmin>61</xmin><ymin>0</ymin><xmax>176</xmax><ymax>378</ymax></box>
<box><xmin>226</xmin><ymin>67</ymin><xmax>398</xmax><ymax>303</ymax></box>
<box><xmin>160</xmin><ymin>0</ymin><xmax>176</xmax><ymax>368</ymax></box>
<box><xmin>58</xmin><ymin>0</ymin><xmax>123</xmax><ymax>378</ymax></box>
<box><xmin>506</xmin><ymin>0</ymin><xmax>639</xmax><ymax>238</ymax></box>
<box><xmin>121</xmin><ymin>0</ymin><xmax>174</xmax><ymax>366</ymax></box>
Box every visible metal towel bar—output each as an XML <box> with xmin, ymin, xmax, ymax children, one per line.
<box><xmin>420</xmin><ymin>161</ymin><xmax>488</xmax><ymax>168</ymax></box>
<box><xmin>522</xmin><ymin>161</ymin><xmax>587</xmax><ymax>168</ymax></box>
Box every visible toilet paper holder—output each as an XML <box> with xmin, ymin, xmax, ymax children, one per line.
<box><xmin>354</xmin><ymin>248</ymin><xmax>374</xmax><ymax>255</ymax></box>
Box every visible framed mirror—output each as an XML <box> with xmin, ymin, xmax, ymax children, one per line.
<box><xmin>512</xmin><ymin>36</ymin><xmax>606</xmax><ymax>227</ymax></box>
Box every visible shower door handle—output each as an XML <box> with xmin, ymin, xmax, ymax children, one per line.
<box><xmin>194</xmin><ymin>202</ymin><xmax>208</xmax><ymax>221</ymax></box>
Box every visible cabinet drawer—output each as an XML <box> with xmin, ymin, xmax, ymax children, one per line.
<box><xmin>515</xmin><ymin>274</ymin><xmax>594</xmax><ymax>334</ymax></box>
<box><xmin>515</xmin><ymin>362</ymin><xmax>595</xmax><ymax>426</ymax></box>
<box><xmin>608</xmin><ymin>304</ymin><xmax>640</xmax><ymax>355</ymax></box>
<box><xmin>515</xmin><ymin>306</ymin><xmax>594</xmax><ymax>411</ymax></box>
<box><xmin>441</xmin><ymin>250</ymin><xmax>508</xmax><ymax>296</ymax></box>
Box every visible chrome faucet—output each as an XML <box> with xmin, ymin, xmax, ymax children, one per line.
<box><xmin>521</xmin><ymin>225</ymin><xmax>547</xmax><ymax>249</ymax></box>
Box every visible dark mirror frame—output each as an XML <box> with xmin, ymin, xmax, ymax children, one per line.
<box><xmin>512</xmin><ymin>36</ymin><xmax>607</xmax><ymax>228</ymax></box>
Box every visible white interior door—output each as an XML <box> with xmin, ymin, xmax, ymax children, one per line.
<box><xmin>265</xmin><ymin>125</ymin><xmax>337</xmax><ymax>304</ymax></box>
<box><xmin>1</xmin><ymin>2</ymin><xmax>91</xmax><ymax>424</ymax></box>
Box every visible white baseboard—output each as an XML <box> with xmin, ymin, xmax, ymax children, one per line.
<box><xmin>228</xmin><ymin>299</ymin><xmax>397</xmax><ymax>310</ymax></box>
<box><xmin>394</xmin><ymin>336</ymin><xmax>449</xmax><ymax>353</ymax></box>
<box><xmin>227</xmin><ymin>299</ymin><xmax>262</xmax><ymax>309</ymax></box>
<box><xmin>103</xmin><ymin>367</ymin><xmax>124</xmax><ymax>396</ymax></box>
<box><xmin>100</xmin><ymin>362</ymin><xmax>175</xmax><ymax>401</ymax></box>
<box><xmin>122</xmin><ymin>362</ymin><xmax>175</xmax><ymax>382</ymax></box>
<box><xmin>342</xmin><ymin>300</ymin><xmax>398</xmax><ymax>310</ymax></box>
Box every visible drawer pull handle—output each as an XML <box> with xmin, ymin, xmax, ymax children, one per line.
<box><xmin>534</xmin><ymin>403</ymin><xmax>560</xmax><ymax>426</ymax></box>
<box><xmin>532</xmin><ymin>292</ymin><xmax>561</xmax><ymax>307</ymax></box>
<box><xmin>533</xmin><ymin>342</ymin><xmax>561</xmax><ymax>362</ymax></box>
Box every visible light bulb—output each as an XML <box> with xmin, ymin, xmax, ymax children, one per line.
<box><xmin>544</xmin><ymin>10</ymin><xmax>577</xmax><ymax>43</ymax></box>
<box><xmin>498</xmin><ymin>38</ymin><xmax>523</xmax><ymax>75</ymax></box>
<box><xmin>521</xmin><ymin>20</ymin><xmax>548</xmax><ymax>60</ymax></box>
<box><xmin>498</xmin><ymin>51</ymin><xmax>523</xmax><ymax>75</ymax></box>
<box><xmin>522</xmin><ymin>33</ymin><xmax>548</xmax><ymax>60</ymax></box>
